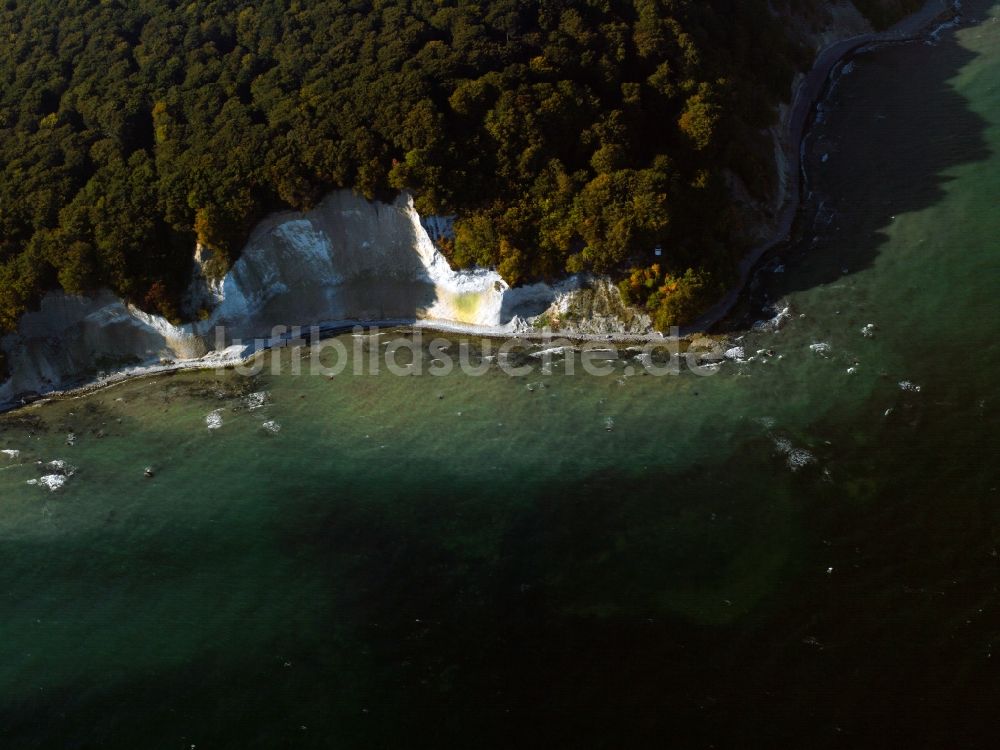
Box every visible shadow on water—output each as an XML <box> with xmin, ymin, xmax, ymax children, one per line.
<box><xmin>720</xmin><ymin>19</ymin><xmax>992</xmax><ymax>331</ymax></box>
<box><xmin>3</xmin><ymin>424</ymin><xmax>996</xmax><ymax>749</ymax></box>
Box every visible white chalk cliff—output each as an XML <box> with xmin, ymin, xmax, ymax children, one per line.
<box><xmin>0</xmin><ymin>190</ymin><xmax>649</xmax><ymax>405</ymax></box>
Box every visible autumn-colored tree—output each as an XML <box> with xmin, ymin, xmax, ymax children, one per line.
<box><xmin>0</xmin><ymin>0</ymin><xmax>881</xmax><ymax>331</ymax></box>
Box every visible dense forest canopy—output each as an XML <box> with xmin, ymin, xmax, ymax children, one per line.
<box><xmin>0</xmin><ymin>0</ymin><xmax>920</xmax><ymax>342</ymax></box>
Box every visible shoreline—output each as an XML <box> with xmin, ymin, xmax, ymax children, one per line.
<box><xmin>684</xmin><ymin>0</ymin><xmax>959</xmax><ymax>334</ymax></box>
<box><xmin>0</xmin><ymin>318</ymin><xmax>690</xmax><ymax>414</ymax></box>
<box><xmin>0</xmin><ymin>0</ymin><xmax>961</xmax><ymax>415</ymax></box>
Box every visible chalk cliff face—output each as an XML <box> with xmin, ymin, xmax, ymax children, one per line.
<box><xmin>203</xmin><ymin>191</ymin><xmax>509</xmax><ymax>335</ymax></box>
<box><xmin>0</xmin><ymin>292</ymin><xmax>206</xmax><ymax>402</ymax></box>
<box><xmin>0</xmin><ymin>191</ymin><xmax>649</xmax><ymax>405</ymax></box>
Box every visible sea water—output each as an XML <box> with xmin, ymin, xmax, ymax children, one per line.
<box><xmin>1</xmin><ymin>5</ymin><xmax>999</xmax><ymax>747</ymax></box>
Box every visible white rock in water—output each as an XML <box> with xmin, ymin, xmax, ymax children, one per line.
<box><xmin>809</xmin><ymin>342</ymin><xmax>832</xmax><ymax>356</ymax></box>
<box><xmin>1</xmin><ymin>449</ymin><xmax>20</xmax><ymax>460</ymax></box>
<box><xmin>33</xmin><ymin>474</ymin><xmax>67</xmax><ymax>491</ymax></box>
<box><xmin>861</xmin><ymin>323</ymin><xmax>877</xmax><ymax>338</ymax></box>
<box><xmin>245</xmin><ymin>391</ymin><xmax>270</xmax><ymax>410</ymax></box>
<box><xmin>724</xmin><ymin>346</ymin><xmax>746</xmax><ymax>361</ymax></box>
<box><xmin>530</xmin><ymin>346</ymin><xmax>571</xmax><ymax>359</ymax></box>
<box><xmin>261</xmin><ymin>420</ymin><xmax>282</xmax><ymax>434</ymax></box>
<box><xmin>206</xmin><ymin>410</ymin><xmax>224</xmax><ymax>430</ymax></box>
<box><xmin>899</xmin><ymin>381</ymin><xmax>922</xmax><ymax>393</ymax></box>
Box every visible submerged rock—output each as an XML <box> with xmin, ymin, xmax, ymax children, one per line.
<box><xmin>787</xmin><ymin>449</ymin><xmax>817</xmax><ymax>471</ymax></box>
<box><xmin>244</xmin><ymin>391</ymin><xmax>271</xmax><ymax>411</ymax></box>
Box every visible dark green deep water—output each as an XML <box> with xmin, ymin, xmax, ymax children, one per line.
<box><xmin>1</xmin><ymin>6</ymin><xmax>999</xmax><ymax>748</ymax></box>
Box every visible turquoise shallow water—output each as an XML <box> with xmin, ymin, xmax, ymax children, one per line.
<box><xmin>2</xmin><ymin>6</ymin><xmax>1000</xmax><ymax>748</ymax></box>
